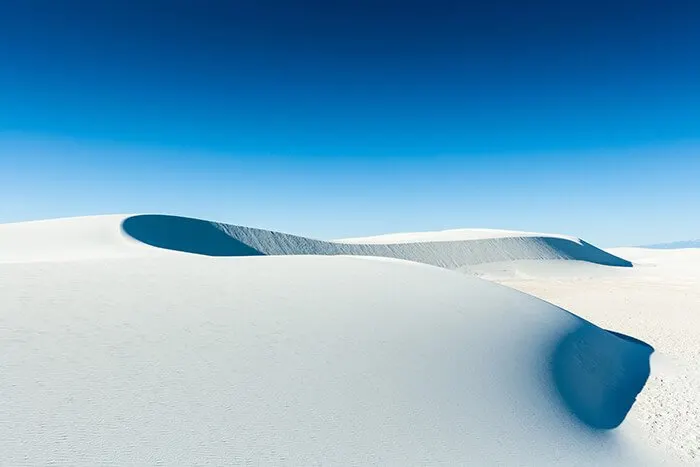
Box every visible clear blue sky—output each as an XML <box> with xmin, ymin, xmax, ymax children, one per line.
<box><xmin>1</xmin><ymin>0</ymin><xmax>699</xmax><ymax>246</ymax></box>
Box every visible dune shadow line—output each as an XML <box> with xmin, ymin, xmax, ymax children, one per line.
<box><xmin>551</xmin><ymin>325</ymin><xmax>653</xmax><ymax>430</ymax></box>
<box><xmin>121</xmin><ymin>214</ymin><xmax>633</xmax><ymax>268</ymax></box>
<box><xmin>122</xmin><ymin>215</ymin><xmax>264</xmax><ymax>256</ymax></box>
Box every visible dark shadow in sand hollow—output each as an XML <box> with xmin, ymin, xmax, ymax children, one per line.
<box><xmin>551</xmin><ymin>325</ymin><xmax>653</xmax><ymax>430</ymax></box>
<box><xmin>122</xmin><ymin>214</ymin><xmax>264</xmax><ymax>257</ymax></box>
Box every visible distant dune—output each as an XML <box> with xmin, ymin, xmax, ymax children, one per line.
<box><xmin>0</xmin><ymin>214</ymin><xmax>632</xmax><ymax>267</ymax></box>
<box><xmin>641</xmin><ymin>239</ymin><xmax>700</xmax><ymax>249</ymax></box>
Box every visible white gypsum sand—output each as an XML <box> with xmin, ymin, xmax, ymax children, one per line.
<box><xmin>0</xmin><ymin>214</ymin><xmax>679</xmax><ymax>465</ymax></box>
<box><xmin>482</xmin><ymin>249</ymin><xmax>700</xmax><ymax>463</ymax></box>
<box><xmin>0</xmin><ymin>214</ymin><xmax>631</xmax><ymax>268</ymax></box>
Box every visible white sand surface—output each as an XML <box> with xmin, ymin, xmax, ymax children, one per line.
<box><xmin>338</xmin><ymin>227</ymin><xmax>579</xmax><ymax>243</ymax></box>
<box><xmin>0</xmin><ymin>215</ymin><xmax>686</xmax><ymax>465</ymax></box>
<box><xmin>488</xmin><ymin>248</ymin><xmax>700</xmax><ymax>463</ymax></box>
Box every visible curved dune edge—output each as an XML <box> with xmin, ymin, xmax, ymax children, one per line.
<box><xmin>553</xmin><ymin>324</ymin><xmax>653</xmax><ymax>429</ymax></box>
<box><xmin>0</xmin><ymin>253</ymin><xmax>656</xmax><ymax>464</ymax></box>
<box><xmin>122</xmin><ymin>214</ymin><xmax>632</xmax><ymax>267</ymax></box>
<box><xmin>121</xmin><ymin>215</ymin><xmax>653</xmax><ymax>430</ymax></box>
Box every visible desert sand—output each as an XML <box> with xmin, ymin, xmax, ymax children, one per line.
<box><xmin>489</xmin><ymin>249</ymin><xmax>700</xmax><ymax>463</ymax></box>
<box><xmin>1</xmin><ymin>214</ymin><xmax>695</xmax><ymax>465</ymax></box>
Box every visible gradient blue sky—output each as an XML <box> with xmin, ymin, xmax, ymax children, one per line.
<box><xmin>1</xmin><ymin>0</ymin><xmax>699</xmax><ymax>246</ymax></box>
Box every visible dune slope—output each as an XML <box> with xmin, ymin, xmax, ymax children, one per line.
<box><xmin>0</xmin><ymin>214</ymin><xmax>632</xmax><ymax>267</ymax></box>
<box><xmin>0</xmin><ymin>253</ymin><xmax>656</xmax><ymax>465</ymax></box>
<box><xmin>492</xmin><ymin>247</ymin><xmax>700</xmax><ymax>463</ymax></box>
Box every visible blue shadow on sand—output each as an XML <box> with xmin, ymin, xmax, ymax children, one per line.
<box><xmin>552</xmin><ymin>325</ymin><xmax>653</xmax><ymax>430</ymax></box>
<box><xmin>122</xmin><ymin>214</ymin><xmax>632</xmax><ymax>268</ymax></box>
<box><xmin>550</xmin><ymin>238</ymin><xmax>631</xmax><ymax>267</ymax></box>
<box><xmin>122</xmin><ymin>215</ymin><xmax>264</xmax><ymax>257</ymax></box>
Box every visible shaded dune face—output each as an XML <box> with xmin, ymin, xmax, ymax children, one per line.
<box><xmin>122</xmin><ymin>215</ymin><xmax>264</xmax><ymax>256</ymax></box>
<box><xmin>552</xmin><ymin>324</ymin><xmax>653</xmax><ymax>429</ymax></box>
<box><xmin>122</xmin><ymin>214</ymin><xmax>632</xmax><ymax>267</ymax></box>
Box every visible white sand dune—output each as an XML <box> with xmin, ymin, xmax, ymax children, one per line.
<box><xmin>0</xmin><ymin>214</ymin><xmax>631</xmax><ymax>268</ymax></box>
<box><xmin>338</xmin><ymin>227</ymin><xmax>581</xmax><ymax>243</ymax></box>
<box><xmin>0</xmin><ymin>215</ymin><xmax>152</xmax><ymax>262</ymax></box>
<box><xmin>0</xmin><ymin>215</ymin><xmax>674</xmax><ymax>465</ymax></box>
<box><xmin>640</xmin><ymin>239</ymin><xmax>700</xmax><ymax>249</ymax></box>
<box><xmin>492</xmin><ymin>248</ymin><xmax>700</xmax><ymax>463</ymax></box>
